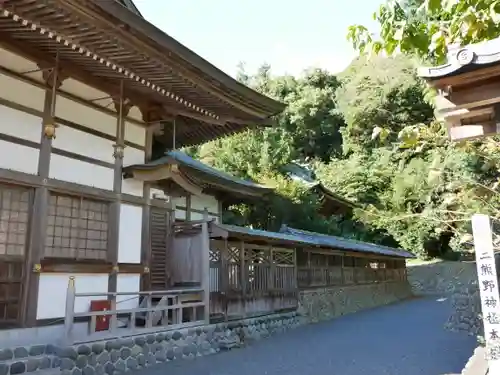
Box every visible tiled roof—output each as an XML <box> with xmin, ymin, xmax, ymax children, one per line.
<box><xmin>124</xmin><ymin>151</ymin><xmax>271</xmax><ymax>193</ymax></box>
<box><xmin>212</xmin><ymin>223</ymin><xmax>414</xmax><ymax>258</ymax></box>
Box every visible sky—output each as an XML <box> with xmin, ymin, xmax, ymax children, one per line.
<box><xmin>134</xmin><ymin>0</ymin><xmax>382</xmax><ymax>78</ymax></box>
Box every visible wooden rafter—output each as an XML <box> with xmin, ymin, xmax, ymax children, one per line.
<box><xmin>0</xmin><ymin>0</ymin><xmax>286</xmax><ymax>146</ymax></box>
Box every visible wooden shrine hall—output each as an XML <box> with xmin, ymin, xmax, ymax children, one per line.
<box><xmin>419</xmin><ymin>38</ymin><xmax>500</xmax><ymax>141</ymax></box>
<box><xmin>0</xmin><ymin>0</ymin><xmax>284</xmax><ymax>337</ymax></box>
<box><xmin>0</xmin><ymin>0</ymin><xmax>415</xmax><ymax>349</ymax></box>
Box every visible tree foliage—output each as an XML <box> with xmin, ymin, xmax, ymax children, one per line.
<box><xmin>347</xmin><ymin>0</ymin><xmax>500</xmax><ymax>64</ymax></box>
<box><xmin>185</xmin><ymin>52</ymin><xmax>499</xmax><ymax>259</ymax></box>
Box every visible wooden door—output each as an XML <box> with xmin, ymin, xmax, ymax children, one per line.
<box><xmin>0</xmin><ymin>184</ymin><xmax>32</xmax><ymax>328</ymax></box>
<box><xmin>149</xmin><ymin>207</ymin><xmax>171</xmax><ymax>290</ymax></box>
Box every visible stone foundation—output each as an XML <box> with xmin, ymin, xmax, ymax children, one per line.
<box><xmin>0</xmin><ymin>282</ymin><xmax>415</xmax><ymax>375</ymax></box>
<box><xmin>298</xmin><ymin>281</ymin><xmax>413</xmax><ymax>322</ymax></box>
<box><xmin>0</xmin><ymin>312</ymin><xmax>302</xmax><ymax>375</ymax></box>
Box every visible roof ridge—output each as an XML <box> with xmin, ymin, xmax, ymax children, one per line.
<box><xmin>216</xmin><ymin>223</ymin><xmax>414</xmax><ymax>258</ymax></box>
<box><xmin>281</xmin><ymin>225</ymin><xmax>411</xmax><ymax>254</ymax></box>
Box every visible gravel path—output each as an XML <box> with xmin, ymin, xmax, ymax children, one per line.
<box><xmin>135</xmin><ymin>297</ymin><xmax>477</xmax><ymax>375</ymax></box>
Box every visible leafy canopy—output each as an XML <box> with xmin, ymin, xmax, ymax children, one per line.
<box><xmin>347</xmin><ymin>0</ymin><xmax>500</xmax><ymax>63</ymax></box>
<box><xmin>185</xmin><ymin>52</ymin><xmax>499</xmax><ymax>259</ymax></box>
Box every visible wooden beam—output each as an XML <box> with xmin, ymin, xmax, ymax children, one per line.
<box><xmin>448</xmin><ymin>122</ymin><xmax>500</xmax><ymax>141</ymax></box>
<box><xmin>450</xmin><ymin>80</ymin><xmax>500</xmax><ymax>107</ymax></box>
<box><xmin>63</xmin><ymin>0</ymin><xmax>271</xmax><ymax>118</ymax></box>
<box><xmin>0</xmin><ymin>32</ymin><xmax>159</xmax><ymax>114</ymax></box>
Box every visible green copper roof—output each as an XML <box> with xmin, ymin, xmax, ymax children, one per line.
<box><xmin>212</xmin><ymin>223</ymin><xmax>415</xmax><ymax>258</ymax></box>
<box><xmin>124</xmin><ymin>151</ymin><xmax>271</xmax><ymax>194</ymax></box>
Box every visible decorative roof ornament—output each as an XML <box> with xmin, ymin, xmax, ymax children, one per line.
<box><xmin>418</xmin><ymin>37</ymin><xmax>500</xmax><ymax>80</ymax></box>
<box><xmin>455</xmin><ymin>48</ymin><xmax>475</xmax><ymax>66</ymax></box>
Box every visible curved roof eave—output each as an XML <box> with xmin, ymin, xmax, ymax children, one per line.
<box><xmin>123</xmin><ymin>151</ymin><xmax>272</xmax><ymax>195</ymax></box>
<box><xmin>313</xmin><ymin>183</ymin><xmax>357</xmax><ymax>208</ymax></box>
<box><xmin>418</xmin><ymin>37</ymin><xmax>500</xmax><ymax>80</ymax></box>
<box><xmin>94</xmin><ymin>1</ymin><xmax>286</xmax><ymax>116</ymax></box>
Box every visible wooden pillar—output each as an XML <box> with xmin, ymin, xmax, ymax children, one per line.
<box><xmin>307</xmin><ymin>250</ymin><xmax>312</xmax><ymax>287</ymax></box>
<box><xmin>292</xmin><ymin>247</ymin><xmax>298</xmax><ymax>306</ymax></box>
<box><xmin>340</xmin><ymin>254</ymin><xmax>345</xmax><ymax>285</ymax></box>
<box><xmin>24</xmin><ymin>63</ymin><xmax>66</xmax><ymax>326</ymax></box>
<box><xmin>140</xmin><ymin>124</ymin><xmax>155</xmax><ymax>291</ymax></box>
<box><xmin>222</xmin><ymin>237</ymin><xmax>229</xmax><ymax>321</ymax></box>
<box><xmin>240</xmin><ymin>240</ymin><xmax>247</xmax><ymax>317</ymax></box>
<box><xmin>201</xmin><ymin>209</ymin><xmax>210</xmax><ymax>323</ymax></box>
<box><xmin>218</xmin><ymin>200</ymin><xmax>223</xmax><ymax>223</ymax></box>
<box><xmin>269</xmin><ymin>246</ymin><xmax>275</xmax><ymax>311</ymax></box>
<box><xmin>185</xmin><ymin>195</ymin><xmax>192</xmax><ymax>221</ymax></box>
<box><xmin>108</xmin><ymin>82</ymin><xmax>131</xmax><ymax>295</ymax></box>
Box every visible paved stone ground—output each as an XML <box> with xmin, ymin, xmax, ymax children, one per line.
<box><xmin>133</xmin><ymin>297</ymin><xmax>477</xmax><ymax>375</ymax></box>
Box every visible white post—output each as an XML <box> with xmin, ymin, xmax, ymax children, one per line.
<box><xmin>63</xmin><ymin>276</ymin><xmax>76</xmax><ymax>345</ymax></box>
<box><xmin>472</xmin><ymin>214</ymin><xmax>500</xmax><ymax>373</ymax></box>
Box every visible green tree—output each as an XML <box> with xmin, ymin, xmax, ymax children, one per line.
<box><xmin>347</xmin><ymin>0</ymin><xmax>500</xmax><ymax>63</ymax></box>
<box><xmin>345</xmin><ymin>0</ymin><xmax>500</xmax><ymax>256</ymax></box>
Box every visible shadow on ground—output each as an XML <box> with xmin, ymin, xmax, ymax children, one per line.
<box><xmin>133</xmin><ymin>297</ymin><xmax>476</xmax><ymax>375</ymax></box>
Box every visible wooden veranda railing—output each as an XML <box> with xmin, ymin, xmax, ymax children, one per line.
<box><xmin>209</xmin><ymin>240</ymin><xmax>298</xmax><ymax>320</ymax></box>
<box><xmin>62</xmin><ymin>278</ymin><xmax>207</xmax><ymax>345</ymax></box>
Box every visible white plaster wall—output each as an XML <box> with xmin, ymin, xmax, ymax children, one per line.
<box><xmin>125</xmin><ymin>122</ymin><xmax>145</xmax><ymax>148</ymax></box>
<box><xmin>0</xmin><ymin>139</ymin><xmax>38</xmax><ymax>174</ymax></box>
<box><xmin>118</xmin><ymin>204</ymin><xmax>142</xmax><ymax>264</ymax></box>
<box><xmin>0</xmin><ymin>71</ymin><xmax>45</xmax><ymax>112</ymax></box>
<box><xmin>53</xmin><ymin>124</ymin><xmax>115</xmax><ymax>164</ymax></box>
<box><xmin>37</xmin><ymin>273</ymin><xmax>109</xmax><ymax>319</ymax></box>
<box><xmin>55</xmin><ymin>95</ymin><xmax>116</xmax><ymax>139</ymax></box>
<box><xmin>116</xmin><ymin>274</ymin><xmax>141</xmax><ymax>310</ymax></box>
<box><xmin>0</xmin><ymin>51</ymin><xmax>146</xmax><ymax>143</ymax></box>
<box><xmin>122</xmin><ymin>179</ymin><xmax>143</xmax><ymax>197</ymax></box>
<box><xmin>122</xmin><ymin>147</ymin><xmax>145</xmax><ymax>197</ymax></box>
<box><xmin>55</xmin><ymin>96</ymin><xmax>146</xmax><ymax>148</ymax></box>
<box><xmin>0</xmin><ymin>74</ymin><xmax>43</xmax><ymax>175</ymax></box>
<box><xmin>49</xmin><ymin>154</ymin><xmax>114</xmax><ymax>190</ymax></box>
<box><xmin>0</xmin><ymin>103</ymin><xmax>42</xmax><ymax>142</ymax></box>
<box><xmin>191</xmin><ymin>193</ymin><xmax>219</xmax><ymax>214</ymax></box>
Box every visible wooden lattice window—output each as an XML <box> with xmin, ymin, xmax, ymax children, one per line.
<box><xmin>0</xmin><ymin>185</ymin><xmax>31</xmax><ymax>257</ymax></box>
<box><xmin>45</xmin><ymin>194</ymin><xmax>109</xmax><ymax>260</ymax></box>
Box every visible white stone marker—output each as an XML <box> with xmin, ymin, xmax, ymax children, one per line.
<box><xmin>472</xmin><ymin>214</ymin><xmax>500</xmax><ymax>373</ymax></box>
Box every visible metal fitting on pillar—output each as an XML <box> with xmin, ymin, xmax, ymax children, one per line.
<box><xmin>112</xmin><ymin>144</ymin><xmax>125</xmax><ymax>159</ymax></box>
<box><xmin>43</xmin><ymin>122</ymin><xmax>57</xmax><ymax>139</ymax></box>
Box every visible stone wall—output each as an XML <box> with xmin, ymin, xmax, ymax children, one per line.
<box><xmin>298</xmin><ymin>281</ymin><xmax>413</xmax><ymax>322</ymax></box>
<box><xmin>407</xmin><ymin>260</ymin><xmax>478</xmax><ymax>296</ymax></box>
<box><xmin>407</xmin><ymin>260</ymin><xmax>482</xmax><ymax>337</ymax></box>
<box><xmin>0</xmin><ymin>312</ymin><xmax>302</xmax><ymax>375</ymax></box>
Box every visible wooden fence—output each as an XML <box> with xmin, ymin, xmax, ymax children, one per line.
<box><xmin>209</xmin><ymin>240</ymin><xmax>297</xmax><ymax>320</ymax></box>
<box><xmin>297</xmin><ymin>250</ymin><xmax>406</xmax><ymax>288</ymax></box>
